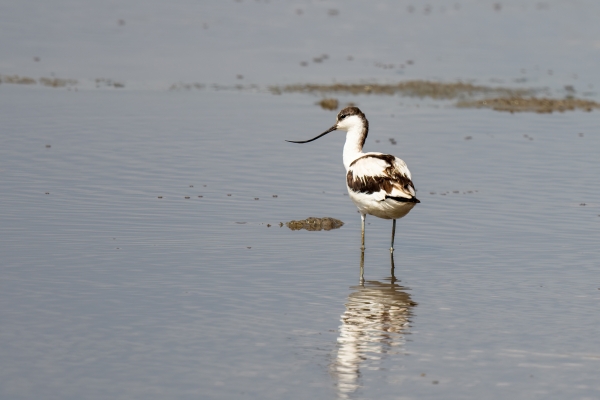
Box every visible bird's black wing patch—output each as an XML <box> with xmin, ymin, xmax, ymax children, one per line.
<box><xmin>347</xmin><ymin>171</ymin><xmax>393</xmax><ymax>194</ymax></box>
<box><xmin>349</xmin><ymin>153</ymin><xmax>396</xmax><ymax>168</ymax></box>
<box><xmin>385</xmin><ymin>195</ymin><xmax>421</xmax><ymax>203</ymax></box>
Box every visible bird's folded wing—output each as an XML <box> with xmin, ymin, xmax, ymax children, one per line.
<box><xmin>347</xmin><ymin>153</ymin><xmax>416</xmax><ymax>201</ymax></box>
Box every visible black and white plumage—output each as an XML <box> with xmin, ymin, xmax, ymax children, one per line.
<box><xmin>287</xmin><ymin>106</ymin><xmax>419</xmax><ymax>251</ymax></box>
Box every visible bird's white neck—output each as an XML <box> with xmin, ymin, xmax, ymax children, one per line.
<box><xmin>342</xmin><ymin>122</ymin><xmax>366</xmax><ymax>171</ymax></box>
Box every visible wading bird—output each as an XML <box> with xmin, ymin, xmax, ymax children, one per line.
<box><xmin>287</xmin><ymin>107</ymin><xmax>419</xmax><ymax>251</ymax></box>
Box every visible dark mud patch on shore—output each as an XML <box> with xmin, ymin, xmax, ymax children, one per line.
<box><xmin>4</xmin><ymin>74</ymin><xmax>598</xmax><ymax>114</ymax></box>
<box><xmin>270</xmin><ymin>80</ymin><xmax>536</xmax><ymax>100</ymax></box>
<box><xmin>457</xmin><ymin>97</ymin><xmax>600</xmax><ymax>113</ymax></box>
<box><xmin>39</xmin><ymin>77</ymin><xmax>78</xmax><ymax>88</ymax></box>
<box><xmin>0</xmin><ymin>74</ymin><xmax>37</xmax><ymax>85</ymax></box>
<box><xmin>1</xmin><ymin>74</ymin><xmax>78</xmax><ymax>87</ymax></box>
<box><xmin>286</xmin><ymin>217</ymin><xmax>344</xmax><ymax>231</ymax></box>
<box><xmin>0</xmin><ymin>74</ymin><xmax>122</xmax><ymax>89</ymax></box>
<box><xmin>272</xmin><ymin>80</ymin><xmax>600</xmax><ymax>114</ymax></box>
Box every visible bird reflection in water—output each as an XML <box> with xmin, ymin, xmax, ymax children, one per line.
<box><xmin>331</xmin><ymin>251</ymin><xmax>417</xmax><ymax>399</ymax></box>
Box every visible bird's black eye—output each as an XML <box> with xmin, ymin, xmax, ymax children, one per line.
<box><xmin>339</xmin><ymin>114</ymin><xmax>346</xmax><ymax>120</ymax></box>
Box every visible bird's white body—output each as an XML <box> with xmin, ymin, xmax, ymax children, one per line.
<box><xmin>288</xmin><ymin>107</ymin><xmax>419</xmax><ymax>251</ymax></box>
<box><xmin>347</xmin><ymin>181</ymin><xmax>416</xmax><ymax>220</ymax></box>
<box><xmin>340</xmin><ymin>112</ymin><xmax>418</xmax><ymax>219</ymax></box>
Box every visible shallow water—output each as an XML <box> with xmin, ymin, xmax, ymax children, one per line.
<box><xmin>2</xmin><ymin>85</ymin><xmax>599</xmax><ymax>400</ymax></box>
<box><xmin>2</xmin><ymin>1</ymin><xmax>600</xmax><ymax>399</ymax></box>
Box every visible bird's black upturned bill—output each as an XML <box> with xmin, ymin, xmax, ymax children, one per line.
<box><xmin>286</xmin><ymin>125</ymin><xmax>337</xmax><ymax>143</ymax></box>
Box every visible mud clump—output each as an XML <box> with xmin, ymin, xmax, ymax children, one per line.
<box><xmin>169</xmin><ymin>82</ymin><xmax>206</xmax><ymax>91</ymax></box>
<box><xmin>0</xmin><ymin>74</ymin><xmax>77</xmax><ymax>87</ymax></box>
<box><xmin>95</xmin><ymin>78</ymin><xmax>124</xmax><ymax>88</ymax></box>
<box><xmin>0</xmin><ymin>74</ymin><xmax>37</xmax><ymax>85</ymax></box>
<box><xmin>457</xmin><ymin>97</ymin><xmax>600</xmax><ymax>113</ymax></box>
<box><xmin>317</xmin><ymin>98</ymin><xmax>339</xmax><ymax>110</ymax></box>
<box><xmin>286</xmin><ymin>217</ymin><xmax>344</xmax><ymax>231</ymax></box>
<box><xmin>39</xmin><ymin>77</ymin><xmax>78</xmax><ymax>87</ymax></box>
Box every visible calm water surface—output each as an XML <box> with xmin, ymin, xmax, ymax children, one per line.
<box><xmin>1</xmin><ymin>1</ymin><xmax>600</xmax><ymax>399</ymax></box>
<box><xmin>2</xmin><ymin>86</ymin><xmax>599</xmax><ymax>400</ymax></box>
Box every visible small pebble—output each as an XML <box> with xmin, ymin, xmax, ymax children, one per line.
<box><xmin>45</xmin><ymin>144</ymin><xmax>51</xmax><ymax>148</ymax></box>
<box><xmin>272</xmin><ymin>195</ymin><xmax>278</xmax><ymax>198</ymax></box>
<box><xmin>185</xmin><ymin>196</ymin><xmax>190</xmax><ymax>199</ymax></box>
<box><xmin>254</xmin><ymin>198</ymin><xmax>259</xmax><ymax>200</ymax></box>
<box><xmin>158</xmin><ymin>196</ymin><xmax>163</xmax><ymax>199</ymax></box>
<box><xmin>198</xmin><ymin>195</ymin><xmax>203</xmax><ymax>198</ymax></box>
<box><xmin>45</xmin><ymin>192</ymin><xmax>49</xmax><ymax>195</ymax></box>
<box><xmin>227</xmin><ymin>194</ymin><xmax>232</xmax><ymax>196</ymax></box>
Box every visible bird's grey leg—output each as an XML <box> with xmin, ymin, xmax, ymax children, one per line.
<box><xmin>390</xmin><ymin>251</ymin><xmax>396</xmax><ymax>283</ymax></box>
<box><xmin>390</xmin><ymin>219</ymin><xmax>397</xmax><ymax>252</ymax></box>
<box><xmin>359</xmin><ymin>249</ymin><xmax>365</xmax><ymax>286</ymax></box>
<box><xmin>360</xmin><ymin>212</ymin><xmax>366</xmax><ymax>250</ymax></box>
